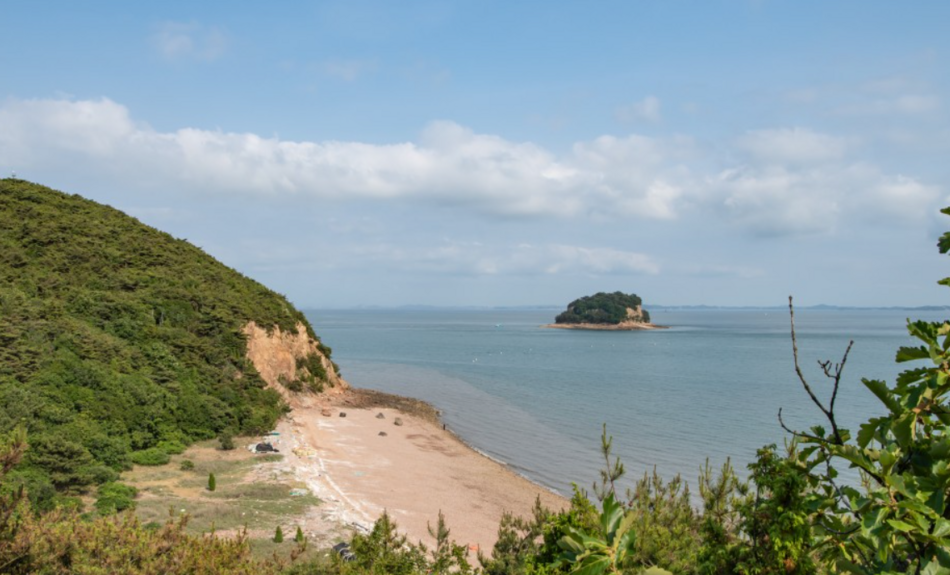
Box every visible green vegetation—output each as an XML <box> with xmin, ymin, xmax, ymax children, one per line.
<box><xmin>1</xmin><ymin>179</ymin><xmax>948</xmax><ymax>574</ymax></box>
<box><xmin>124</xmin><ymin>443</ymin><xmax>320</xmax><ymax>541</ymax></box>
<box><xmin>0</xmin><ymin>179</ymin><xmax>335</xmax><ymax>498</ymax></box>
<box><xmin>555</xmin><ymin>292</ymin><xmax>651</xmax><ymax>325</ymax></box>
<box><xmin>0</xmin><ymin>428</ymin><xmax>280</xmax><ymax>574</ymax></box>
<box><xmin>220</xmin><ymin>432</ymin><xmax>236</xmax><ymax>451</ymax></box>
<box><xmin>94</xmin><ymin>481</ymin><xmax>138</xmax><ymax>515</ymax></box>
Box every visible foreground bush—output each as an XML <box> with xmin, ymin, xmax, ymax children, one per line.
<box><xmin>0</xmin><ymin>428</ymin><xmax>282</xmax><ymax>574</ymax></box>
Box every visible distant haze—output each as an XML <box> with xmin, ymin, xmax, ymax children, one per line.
<box><xmin>2</xmin><ymin>2</ymin><xmax>948</xmax><ymax>308</ymax></box>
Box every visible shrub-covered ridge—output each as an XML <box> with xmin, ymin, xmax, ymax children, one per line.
<box><xmin>0</xmin><ymin>178</ymin><xmax>333</xmax><ymax>500</ymax></box>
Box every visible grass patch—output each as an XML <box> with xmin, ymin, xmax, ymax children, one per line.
<box><xmin>122</xmin><ymin>438</ymin><xmax>319</xmax><ymax>535</ymax></box>
<box><xmin>248</xmin><ymin>536</ymin><xmax>327</xmax><ymax>563</ymax></box>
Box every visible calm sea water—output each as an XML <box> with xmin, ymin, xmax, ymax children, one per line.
<box><xmin>303</xmin><ymin>308</ymin><xmax>945</xmax><ymax>498</ymax></box>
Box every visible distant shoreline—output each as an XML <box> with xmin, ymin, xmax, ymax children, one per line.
<box><xmin>541</xmin><ymin>322</ymin><xmax>668</xmax><ymax>331</ymax></box>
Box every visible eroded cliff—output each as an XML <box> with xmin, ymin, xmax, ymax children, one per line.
<box><xmin>243</xmin><ymin>321</ymin><xmax>347</xmax><ymax>401</ymax></box>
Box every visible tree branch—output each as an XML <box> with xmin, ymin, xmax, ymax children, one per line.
<box><xmin>789</xmin><ymin>296</ymin><xmax>844</xmax><ymax>444</ymax></box>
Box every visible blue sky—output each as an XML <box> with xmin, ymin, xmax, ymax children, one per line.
<box><xmin>2</xmin><ymin>1</ymin><xmax>949</xmax><ymax>308</ymax></box>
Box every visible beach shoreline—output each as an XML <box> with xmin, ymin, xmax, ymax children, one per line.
<box><xmin>281</xmin><ymin>387</ymin><xmax>567</xmax><ymax>552</ymax></box>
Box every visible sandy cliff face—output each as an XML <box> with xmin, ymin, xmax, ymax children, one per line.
<box><xmin>242</xmin><ymin>321</ymin><xmax>347</xmax><ymax>400</ymax></box>
<box><xmin>625</xmin><ymin>305</ymin><xmax>645</xmax><ymax>322</ymax></box>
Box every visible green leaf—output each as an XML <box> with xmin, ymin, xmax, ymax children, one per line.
<box><xmin>893</xmin><ymin>411</ymin><xmax>917</xmax><ymax>447</ymax></box>
<box><xmin>930</xmin><ymin>438</ymin><xmax>950</xmax><ymax>460</ymax></box>
<box><xmin>558</xmin><ymin>533</ymin><xmax>586</xmax><ymax>555</ymax></box>
<box><xmin>921</xmin><ymin>554</ymin><xmax>950</xmax><ymax>575</ymax></box>
<box><xmin>861</xmin><ymin>506</ymin><xmax>886</xmax><ymax>536</ymax></box>
<box><xmin>939</xmin><ymin>227</ymin><xmax>950</xmax><ymax>254</ymax></box>
<box><xmin>933</xmin><ymin>545</ymin><xmax>950</xmax><ymax>569</ymax></box>
<box><xmin>898</xmin><ymin>367</ymin><xmax>935</xmax><ymax>388</ymax></box>
<box><xmin>932</xmin><ymin>518</ymin><xmax>950</xmax><ymax>538</ymax></box>
<box><xmin>926</xmin><ymin>485</ymin><xmax>946</xmax><ymax>516</ymax></box>
<box><xmin>599</xmin><ymin>494</ymin><xmax>624</xmax><ymax>540</ymax></box>
<box><xmin>908</xmin><ymin>321</ymin><xmax>940</xmax><ymax>348</ymax></box>
<box><xmin>857</xmin><ymin>419</ymin><xmax>881</xmax><ymax>448</ymax></box>
<box><xmin>571</xmin><ymin>555</ymin><xmax>610</xmax><ymax>575</ymax></box>
<box><xmin>897</xmin><ymin>345</ymin><xmax>931</xmax><ymax>363</ymax></box>
<box><xmin>862</xmin><ymin>379</ymin><xmax>901</xmax><ymax>415</ymax></box>
<box><xmin>833</xmin><ymin>444</ymin><xmax>873</xmax><ymax>470</ymax></box>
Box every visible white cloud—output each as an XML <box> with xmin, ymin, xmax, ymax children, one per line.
<box><xmin>0</xmin><ymin>97</ymin><xmax>941</xmax><ymax>240</ymax></box>
<box><xmin>615</xmin><ymin>96</ymin><xmax>662</xmax><ymax>123</ymax></box>
<box><xmin>709</xmin><ymin>161</ymin><xmax>940</xmax><ymax>237</ymax></box>
<box><xmin>736</xmin><ymin>128</ymin><xmax>849</xmax><ymax>165</ymax></box>
<box><xmin>857</xmin><ymin>169</ymin><xmax>941</xmax><ymax>222</ymax></box>
<box><xmin>712</xmin><ymin>166</ymin><xmax>841</xmax><ymax>237</ymax></box>
<box><xmin>152</xmin><ymin>22</ymin><xmax>228</xmax><ymax>62</ymax></box>
<box><xmin>0</xmin><ymin>97</ymin><xmax>692</xmax><ymax>221</ymax></box>
<box><xmin>327</xmin><ymin>241</ymin><xmax>659</xmax><ymax>276</ymax></box>
<box><xmin>702</xmin><ymin>127</ymin><xmax>941</xmax><ymax>236</ymax></box>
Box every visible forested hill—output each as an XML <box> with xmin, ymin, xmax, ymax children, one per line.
<box><xmin>554</xmin><ymin>291</ymin><xmax>651</xmax><ymax>325</ymax></box>
<box><xmin>0</xmin><ymin>179</ymin><xmax>332</xmax><ymax>499</ymax></box>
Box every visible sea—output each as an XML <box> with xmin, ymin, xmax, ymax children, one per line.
<box><xmin>303</xmin><ymin>307</ymin><xmax>946</xmax><ymax>499</ymax></box>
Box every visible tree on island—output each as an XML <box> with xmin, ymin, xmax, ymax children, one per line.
<box><xmin>555</xmin><ymin>292</ymin><xmax>651</xmax><ymax>325</ymax></box>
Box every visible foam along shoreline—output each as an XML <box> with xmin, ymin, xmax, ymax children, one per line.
<box><xmin>281</xmin><ymin>388</ymin><xmax>567</xmax><ymax>553</ymax></box>
<box><xmin>542</xmin><ymin>322</ymin><xmax>668</xmax><ymax>330</ymax></box>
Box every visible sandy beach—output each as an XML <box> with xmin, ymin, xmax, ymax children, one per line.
<box><xmin>273</xmin><ymin>389</ymin><xmax>567</xmax><ymax>553</ymax></box>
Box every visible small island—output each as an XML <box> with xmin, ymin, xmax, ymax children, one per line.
<box><xmin>543</xmin><ymin>291</ymin><xmax>666</xmax><ymax>330</ymax></box>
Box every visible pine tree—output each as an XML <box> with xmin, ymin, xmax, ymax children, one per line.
<box><xmin>295</xmin><ymin>526</ymin><xmax>304</xmax><ymax>543</ymax></box>
<box><xmin>274</xmin><ymin>525</ymin><xmax>284</xmax><ymax>543</ymax></box>
<box><xmin>207</xmin><ymin>472</ymin><xmax>216</xmax><ymax>492</ymax></box>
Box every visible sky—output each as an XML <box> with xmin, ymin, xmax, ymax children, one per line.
<box><xmin>1</xmin><ymin>1</ymin><xmax>949</xmax><ymax>308</ymax></box>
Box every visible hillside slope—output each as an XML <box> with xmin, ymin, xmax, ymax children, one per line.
<box><xmin>0</xmin><ymin>179</ymin><xmax>341</xmax><ymax>498</ymax></box>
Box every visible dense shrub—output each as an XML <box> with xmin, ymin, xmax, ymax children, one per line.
<box><xmin>0</xmin><ymin>179</ymin><xmax>338</xmax><ymax>493</ymax></box>
<box><xmin>219</xmin><ymin>432</ymin><xmax>236</xmax><ymax>451</ymax></box>
<box><xmin>129</xmin><ymin>448</ymin><xmax>170</xmax><ymax>466</ymax></box>
<box><xmin>95</xmin><ymin>481</ymin><xmax>137</xmax><ymax>515</ymax></box>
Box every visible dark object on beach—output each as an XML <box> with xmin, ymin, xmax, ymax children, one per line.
<box><xmin>378</xmin><ymin>431</ymin><xmax>387</xmax><ymax>437</ymax></box>
<box><xmin>339</xmin><ymin>412</ymin><xmax>347</xmax><ymax>418</ymax></box>
<box><xmin>254</xmin><ymin>442</ymin><xmax>279</xmax><ymax>453</ymax></box>
<box><xmin>393</xmin><ymin>417</ymin><xmax>403</xmax><ymax>426</ymax></box>
<box><xmin>333</xmin><ymin>541</ymin><xmax>356</xmax><ymax>562</ymax></box>
<box><xmin>376</xmin><ymin>412</ymin><xmax>385</xmax><ymax>419</ymax></box>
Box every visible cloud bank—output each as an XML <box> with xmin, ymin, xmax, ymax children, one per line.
<box><xmin>0</xmin><ymin>97</ymin><xmax>941</xmax><ymax>237</ymax></box>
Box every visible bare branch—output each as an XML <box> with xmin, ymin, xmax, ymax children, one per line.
<box><xmin>826</xmin><ymin>341</ymin><xmax>853</xmax><ymax>423</ymax></box>
<box><xmin>777</xmin><ymin>408</ymin><xmax>825</xmax><ymax>443</ymax></box>
<box><xmin>788</xmin><ymin>296</ymin><xmax>844</xmax><ymax>444</ymax></box>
